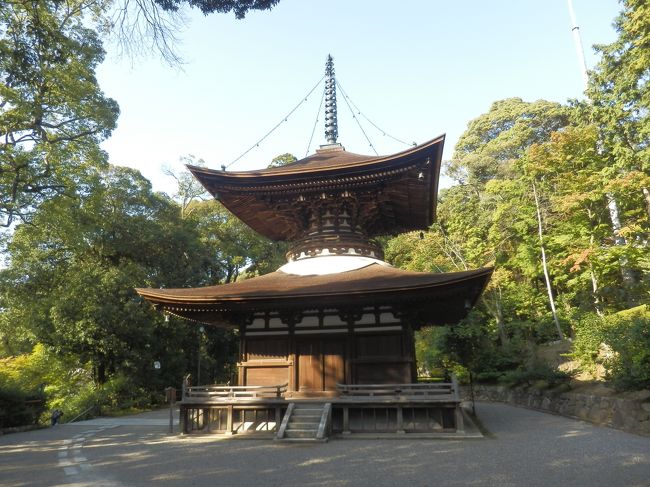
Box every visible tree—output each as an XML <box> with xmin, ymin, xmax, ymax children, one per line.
<box><xmin>107</xmin><ymin>0</ymin><xmax>281</xmax><ymax>64</ymax></box>
<box><xmin>165</xmin><ymin>160</ymin><xmax>288</xmax><ymax>283</ymax></box>
<box><xmin>151</xmin><ymin>0</ymin><xmax>280</xmax><ymax>17</ymax></box>
<box><xmin>163</xmin><ymin>155</ymin><xmax>209</xmax><ymax>219</ymax></box>
<box><xmin>446</xmin><ymin>98</ymin><xmax>569</xmax><ymax>187</ymax></box>
<box><xmin>268</xmin><ymin>152</ymin><xmax>297</xmax><ymax>168</ymax></box>
<box><xmin>0</xmin><ymin>0</ymin><xmax>119</xmax><ymax>228</ymax></box>
<box><xmin>525</xmin><ymin>125</ymin><xmax>649</xmax><ymax>311</ymax></box>
<box><xmin>586</xmin><ymin>0</ymin><xmax>650</xmax><ymax>220</ymax></box>
<box><xmin>0</xmin><ymin>166</ymin><xmax>205</xmax><ymax>384</ymax></box>
<box><xmin>443</xmin><ymin>98</ymin><xmax>572</xmax><ymax>341</ymax></box>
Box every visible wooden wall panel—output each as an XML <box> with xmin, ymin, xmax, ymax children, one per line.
<box><xmin>355</xmin><ymin>363</ymin><xmax>411</xmax><ymax>384</ymax></box>
<box><xmin>356</xmin><ymin>334</ymin><xmax>402</xmax><ymax>357</ymax></box>
<box><xmin>323</xmin><ymin>340</ymin><xmax>346</xmax><ymax>390</ymax></box>
<box><xmin>297</xmin><ymin>340</ymin><xmax>323</xmax><ymax>391</ymax></box>
<box><xmin>246</xmin><ymin>338</ymin><xmax>288</xmax><ymax>361</ymax></box>
<box><xmin>245</xmin><ymin>366</ymin><xmax>289</xmax><ymax>386</ymax></box>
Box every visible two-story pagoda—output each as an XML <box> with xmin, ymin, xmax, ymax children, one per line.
<box><xmin>137</xmin><ymin>57</ymin><xmax>491</xmax><ymax>438</ymax></box>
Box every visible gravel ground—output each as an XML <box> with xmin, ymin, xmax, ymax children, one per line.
<box><xmin>1</xmin><ymin>402</ymin><xmax>649</xmax><ymax>487</ymax></box>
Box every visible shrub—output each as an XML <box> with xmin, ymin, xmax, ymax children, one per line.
<box><xmin>603</xmin><ymin>305</ymin><xmax>650</xmax><ymax>390</ymax></box>
<box><xmin>571</xmin><ymin>305</ymin><xmax>650</xmax><ymax>390</ymax></box>
<box><xmin>0</xmin><ymin>385</ymin><xmax>45</xmax><ymax>428</ymax></box>
<box><xmin>571</xmin><ymin>312</ymin><xmax>608</xmax><ymax>374</ymax></box>
<box><xmin>498</xmin><ymin>362</ymin><xmax>572</xmax><ymax>389</ymax></box>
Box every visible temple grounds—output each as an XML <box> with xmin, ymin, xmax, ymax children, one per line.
<box><xmin>1</xmin><ymin>402</ymin><xmax>649</xmax><ymax>486</ymax></box>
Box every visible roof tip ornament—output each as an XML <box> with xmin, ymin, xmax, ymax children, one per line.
<box><xmin>324</xmin><ymin>54</ymin><xmax>338</xmax><ymax>145</ymax></box>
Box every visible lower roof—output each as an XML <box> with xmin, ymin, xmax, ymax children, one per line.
<box><xmin>136</xmin><ymin>264</ymin><xmax>493</xmax><ymax>328</ymax></box>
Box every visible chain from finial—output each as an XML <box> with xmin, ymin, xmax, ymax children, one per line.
<box><xmin>324</xmin><ymin>54</ymin><xmax>338</xmax><ymax>144</ymax></box>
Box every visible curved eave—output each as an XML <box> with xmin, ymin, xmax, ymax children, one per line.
<box><xmin>136</xmin><ymin>266</ymin><xmax>492</xmax><ymax>328</ymax></box>
<box><xmin>187</xmin><ymin>134</ymin><xmax>444</xmax><ymax>188</ymax></box>
<box><xmin>187</xmin><ymin>136</ymin><xmax>444</xmax><ymax>241</ymax></box>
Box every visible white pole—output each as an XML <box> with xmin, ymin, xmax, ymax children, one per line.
<box><xmin>567</xmin><ymin>0</ymin><xmax>590</xmax><ymax>90</ymax></box>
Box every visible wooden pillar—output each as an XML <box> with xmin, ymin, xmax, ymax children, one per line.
<box><xmin>344</xmin><ymin>313</ymin><xmax>357</xmax><ymax>385</ymax></box>
<box><xmin>226</xmin><ymin>404</ymin><xmax>234</xmax><ymax>435</ymax></box>
<box><xmin>238</xmin><ymin>325</ymin><xmax>246</xmax><ymax>386</ymax></box>
<box><xmin>342</xmin><ymin>406</ymin><xmax>350</xmax><ymax>434</ymax></box>
<box><xmin>407</xmin><ymin>324</ymin><xmax>417</xmax><ymax>382</ymax></box>
<box><xmin>396</xmin><ymin>406</ymin><xmax>405</xmax><ymax>434</ymax></box>
<box><xmin>455</xmin><ymin>405</ymin><xmax>465</xmax><ymax>433</ymax></box>
<box><xmin>181</xmin><ymin>405</ymin><xmax>187</xmax><ymax>434</ymax></box>
<box><xmin>288</xmin><ymin>322</ymin><xmax>296</xmax><ymax>393</ymax></box>
<box><xmin>275</xmin><ymin>406</ymin><xmax>282</xmax><ymax>432</ymax></box>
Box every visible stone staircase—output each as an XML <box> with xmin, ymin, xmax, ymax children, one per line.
<box><xmin>275</xmin><ymin>402</ymin><xmax>331</xmax><ymax>442</ymax></box>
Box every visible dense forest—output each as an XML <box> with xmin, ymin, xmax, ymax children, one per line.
<box><xmin>1</xmin><ymin>0</ymin><xmax>648</xmax><ymax>427</ymax></box>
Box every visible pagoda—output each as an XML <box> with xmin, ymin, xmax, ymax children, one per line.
<box><xmin>137</xmin><ymin>56</ymin><xmax>491</xmax><ymax>437</ymax></box>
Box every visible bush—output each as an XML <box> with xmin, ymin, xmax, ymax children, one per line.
<box><xmin>571</xmin><ymin>312</ymin><xmax>608</xmax><ymax>374</ymax></box>
<box><xmin>571</xmin><ymin>305</ymin><xmax>650</xmax><ymax>390</ymax></box>
<box><xmin>100</xmin><ymin>374</ymin><xmax>151</xmax><ymax>412</ymax></box>
<box><xmin>603</xmin><ymin>305</ymin><xmax>650</xmax><ymax>390</ymax></box>
<box><xmin>498</xmin><ymin>362</ymin><xmax>572</xmax><ymax>389</ymax></box>
<box><xmin>0</xmin><ymin>385</ymin><xmax>45</xmax><ymax>428</ymax></box>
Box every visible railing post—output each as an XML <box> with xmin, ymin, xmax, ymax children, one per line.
<box><xmin>396</xmin><ymin>406</ymin><xmax>405</xmax><ymax>434</ymax></box>
<box><xmin>451</xmin><ymin>373</ymin><xmax>459</xmax><ymax>400</ymax></box>
<box><xmin>455</xmin><ymin>405</ymin><xmax>465</xmax><ymax>433</ymax></box>
<box><xmin>226</xmin><ymin>404</ymin><xmax>234</xmax><ymax>435</ymax></box>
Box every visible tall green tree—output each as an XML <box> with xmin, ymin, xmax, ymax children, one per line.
<box><xmin>0</xmin><ymin>166</ymin><xmax>204</xmax><ymax>384</ymax></box>
<box><xmin>0</xmin><ymin>0</ymin><xmax>119</xmax><ymax>227</ymax></box>
<box><xmin>446</xmin><ymin>98</ymin><xmax>569</xmax><ymax>187</ymax></box>
<box><xmin>586</xmin><ymin>0</ymin><xmax>650</xmax><ymax>220</ymax></box>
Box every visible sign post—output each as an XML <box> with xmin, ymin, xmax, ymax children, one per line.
<box><xmin>165</xmin><ymin>387</ymin><xmax>176</xmax><ymax>434</ymax></box>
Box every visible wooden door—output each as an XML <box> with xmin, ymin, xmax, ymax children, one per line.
<box><xmin>297</xmin><ymin>338</ymin><xmax>345</xmax><ymax>392</ymax></box>
<box><xmin>323</xmin><ymin>339</ymin><xmax>345</xmax><ymax>390</ymax></box>
<box><xmin>298</xmin><ymin>339</ymin><xmax>322</xmax><ymax>391</ymax></box>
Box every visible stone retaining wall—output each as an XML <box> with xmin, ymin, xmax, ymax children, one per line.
<box><xmin>461</xmin><ymin>385</ymin><xmax>650</xmax><ymax>436</ymax></box>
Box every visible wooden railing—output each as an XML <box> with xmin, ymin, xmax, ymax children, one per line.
<box><xmin>183</xmin><ymin>383</ymin><xmax>288</xmax><ymax>401</ymax></box>
<box><xmin>337</xmin><ymin>377</ymin><xmax>460</xmax><ymax>401</ymax></box>
<box><xmin>275</xmin><ymin>402</ymin><xmax>294</xmax><ymax>439</ymax></box>
<box><xmin>316</xmin><ymin>403</ymin><xmax>332</xmax><ymax>440</ymax></box>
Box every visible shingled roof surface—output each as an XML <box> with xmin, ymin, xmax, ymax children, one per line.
<box><xmin>136</xmin><ymin>264</ymin><xmax>492</xmax><ymax>303</ymax></box>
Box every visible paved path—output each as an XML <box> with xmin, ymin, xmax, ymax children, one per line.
<box><xmin>1</xmin><ymin>403</ymin><xmax>649</xmax><ymax>487</ymax></box>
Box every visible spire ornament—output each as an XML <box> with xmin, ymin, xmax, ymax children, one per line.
<box><xmin>324</xmin><ymin>54</ymin><xmax>338</xmax><ymax>144</ymax></box>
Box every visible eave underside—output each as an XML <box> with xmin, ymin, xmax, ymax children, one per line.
<box><xmin>188</xmin><ymin>136</ymin><xmax>444</xmax><ymax>241</ymax></box>
<box><xmin>137</xmin><ymin>266</ymin><xmax>492</xmax><ymax>329</ymax></box>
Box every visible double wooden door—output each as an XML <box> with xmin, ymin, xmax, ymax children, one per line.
<box><xmin>297</xmin><ymin>338</ymin><xmax>345</xmax><ymax>392</ymax></box>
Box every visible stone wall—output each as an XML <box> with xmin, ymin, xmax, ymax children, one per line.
<box><xmin>461</xmin><ymin>384</ymin><xmax>650</xmax><ymax>436</ymax></box>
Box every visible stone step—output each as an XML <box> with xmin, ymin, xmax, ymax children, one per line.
<box><xmin>285</xmin><ymin>429</ymin><xmax>318</xmax><ymax>438</ymax></box>
<box><xmin>274</xmin><ymin>437</ymin><xmax>328</xmax><ymax>443</ymax></box>
<box><xmin>290</xmin><ymin>415</ymin><xmax>321</xmax><ymax>422</ymax></box>
<box><xmin>292</xmin><ymin>410</ymin><xmax>322</xmax><ymax>416</ymax></box>
<box><xmin>288</xmin><ymin>421</ymin><xmax>319</xmax><ymax>429</ymax></box>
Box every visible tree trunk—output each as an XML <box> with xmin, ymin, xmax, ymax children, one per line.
<box><xmin>588</xmin><ymin>235</ymin><xmax>603</xmax><ymax>316</ymax></box>
<box><xmin>532</xmin><ymin>181</ymin><xmax>564</xmax><ymax>340</ymax></box>
<box><xmin>606</xmin><ymin>193</ymin><xmax>636</xmax><ymax>289</ymax></box>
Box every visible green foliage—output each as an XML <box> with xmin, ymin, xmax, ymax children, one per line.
<box><xmin>0</xmin><ymin>344</ymin><xmax>85</xmax><ymax>427</ymax></box>
<box><xmin>399</xmin><ymin>12</ymin><xmax>650</xmax><ymax>383</ymax></box>
<box><xmin>498</xmin><ymin>363</ymin><xmax>572</xmax><ymax>389</ymax></box>
<box><xmin>0</xmin><ymin>166</ymin><xmax>204</xmax><ymax>387</ymax></box>
<box><xmin>571</xmin><ymin>312</ymin><xmax>607</xmax><ymax>374</ymax></box>
<box><xmin>155</xmin><ymin>0</ymin><xmax>281</xmax><ymax>18</ymax></box>
<box><xmin>0</xmin><ymin>385</ymin><xmax>45</xmax><ymax>428</ymax></box>
<box><xmin>602</xmin><ymin>306</ymin><xmax>650</xmax><ymax>390</ymax></box>
<box><xmin>0</xmin><ymin>0</ymin><xmax>119</xmax><ymax>227</ymax></box>
<box><xmin>268</xmin><ymin>153</ymin><xmax>297</xmax><ymax>168</ymax></box>
<box><xmin>572</xmin><ymin>306</ymin><xmax>650</xmax><ymax>390</ymax></box>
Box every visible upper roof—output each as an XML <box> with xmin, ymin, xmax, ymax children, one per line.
<box><xmin>188</xmin><ymin>135</ymin><xmax>445</xmax><ymax>241</ymax></box>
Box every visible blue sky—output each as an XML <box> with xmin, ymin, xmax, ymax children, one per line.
<box><xmin>96</xmin><ymin>0</ymin><xmax>621</xmax><ymax>194</ymax></box>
